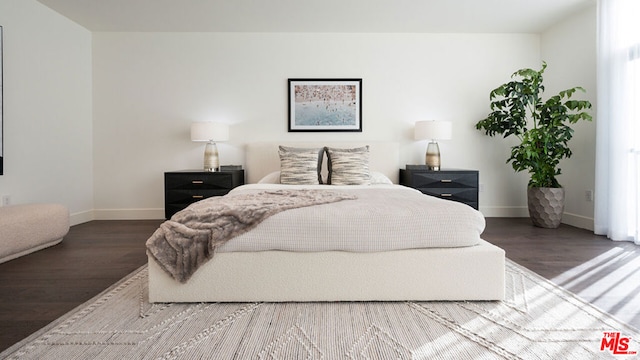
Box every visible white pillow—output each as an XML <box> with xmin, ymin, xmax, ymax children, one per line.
<box><xmin>258</xmin><ymin>171</ymin><xmax>281</xmax><ymax>184</ymax></box>
<box><xmin>370</xmin><ymin>171</ymin><xmax>393</xmax><ymax>185</ymax></box>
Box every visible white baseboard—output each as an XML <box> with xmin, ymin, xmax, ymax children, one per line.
<box><xmin>93</xmin><ymin>207</ymin><xmax>530</xmax><ymax>222</ymax></box>
<box><xmin>93</xmin><ymin>208</ymin><xmax>165</xmax><ymax>221</ymax></box>
<box><xmin>479</xmin><ymin>206</ymin><xmax>529</xmax><ymax>218</ymax></box>
<box><xmin>69</xmin><ymin>209</ymin><xmax>165</xmax><ymax>224</ymax></box>
<box><xmin>2</xmin><ymin>208</ymin><xmax>160</xmax><ymax>227</ymax></box>
<box><xmin>479</xmin><ymin>206</ymin><xmax>593</xmax><ymax>231</ymax></box>
<box><xmin>561</xmin><ymin>212</ymin><xmax>594</xmax><ymax>231</ymax></box>
<box><xmin>70</xmin><ymin>210</ymin><xmax>95</xmax><ymax>226</ymax></box>
<box><xmin>72</xmin><ymin>207</ymin><xmax>594</xmax><ymax>232</ymax></box>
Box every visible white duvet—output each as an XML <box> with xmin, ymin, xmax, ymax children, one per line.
<box><xmin>216</xmin><ymin>184</ymin><xmax>485</xmax><ymax>253</ymax></box>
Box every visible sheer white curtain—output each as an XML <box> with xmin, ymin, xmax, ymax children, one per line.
<box><xmin>595</xmin><ymin>0</ymin><xmax>640</xmax><ymax>244</ymax></box>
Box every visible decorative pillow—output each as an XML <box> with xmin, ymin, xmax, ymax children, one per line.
<box><xmin>257</xmin><ymin>171</ymin><xmax>281</xmax><ymax>184</ymax></box>
<box><xmin>257</xmin><ymin>169</ymin><xmax>390</xmax><ymax>185</ymax></box>
<box><xmin>325</xmin><ymin>146</ymin><xmax>371</xmax><ymax>185</ymax></box>
<box><xmin>370</xmin><ymin>171</ymin><xmax>393</xmax><ymax>185</ymax></box>
<box><xmin>278</xmin><ymin>146</ymin><xmax>324</xmax><ymax>185</ymax></box>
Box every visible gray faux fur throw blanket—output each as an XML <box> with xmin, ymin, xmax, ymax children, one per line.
<box><xmin>146</xmin><ymin>189</ymin><xmax>357</xmax><ymax>283</ymax></box>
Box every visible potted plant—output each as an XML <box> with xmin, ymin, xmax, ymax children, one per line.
<box><xmin>475</xmin><ymin>62</ymin><xmax>592</xmax><ymax>228</ymax></box>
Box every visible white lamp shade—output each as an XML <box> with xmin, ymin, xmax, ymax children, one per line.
<box><xmin>191</xmin><ymin>122</ymin><xmax>229</xmax><ymax>142</ymax></box>
<box><xmin>414</xmin><ymin>120</ymin><xmax>452</xmax><ymax>141</ymax></box>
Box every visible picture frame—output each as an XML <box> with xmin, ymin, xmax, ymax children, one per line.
<box><xmin>288</xmin><ymin>78</ymin><xmax>362</xmax><ymax>132</ymax></box>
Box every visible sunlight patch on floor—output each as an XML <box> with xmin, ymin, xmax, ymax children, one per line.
<box><xmin>551</xmin><ymin>247</ymin><xmax>640</xmax><ymax>319</ymax></box>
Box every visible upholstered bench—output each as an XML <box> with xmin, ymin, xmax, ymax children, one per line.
<box><xmin>0</xmin><ymin>203</ymin><xmax>70</xmax><ymax>264</ymax></box>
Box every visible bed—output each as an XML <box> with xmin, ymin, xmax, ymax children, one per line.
<box><xmin>147</xmin><ymin>142</ymin><xmax>505</xmax><ymax>303</ymax></box>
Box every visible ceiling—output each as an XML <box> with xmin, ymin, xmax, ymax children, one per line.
<box><xmin>37</xmin><ymin>0</ymin><xmax>596</xmax><ymax>33</ymax></box>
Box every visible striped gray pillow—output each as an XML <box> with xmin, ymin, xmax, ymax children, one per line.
<box><xmin>325</xmin><ymin>146</ymin><xmax>371</xmax><ymax>185</ymax></box>
<box><xmin>278</xmin><ymin>146</ymin><xmax>324</xmax><ymax>185</ymax></box>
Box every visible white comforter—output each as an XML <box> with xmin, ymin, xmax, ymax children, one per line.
<box><xmin>217</xmin><ymin>184</ymin><xmax>485</xmax><ymax>253</ymax></box>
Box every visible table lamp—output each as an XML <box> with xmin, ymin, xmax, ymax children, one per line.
<box><xmin>190</xmin><ymin>122</ymin><xmax>229</xmax><ymax>171</ymax></box>
<box><xmin>414</xmin><ymin>120</ymin><xmax>452</xmax><ymax>171</ymax></box>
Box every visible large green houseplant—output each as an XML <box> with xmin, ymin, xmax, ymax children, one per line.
<box><xmin>475</xmin><ymin>62</ymin><xmax>592</xmax><ymax>228</ymax></box>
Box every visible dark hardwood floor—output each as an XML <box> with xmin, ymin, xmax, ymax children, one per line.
<box><xmin>1</xmin><ymin>218</ymin><xmax>639</xmax><ymax>353</ymax></box>
<box><xmin>0</xmin><ymin>220</ymin><xmax>163</xmax><ymax>352</ymax></box>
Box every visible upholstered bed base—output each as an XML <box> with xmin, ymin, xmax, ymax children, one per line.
<box><xmin>148</xmin><ymin>239</ymin><xmax>505</xmax><ymax>303</ymax></box>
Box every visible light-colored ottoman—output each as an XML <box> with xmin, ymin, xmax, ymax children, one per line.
<box><xmin>0</xmin><ymin>203</ymin><xmax>70</xmax><ymax>264</ymax></box>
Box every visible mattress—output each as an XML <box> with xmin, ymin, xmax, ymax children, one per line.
<box><xmin>217</xmin><ymin>183</ymin><xmax>486</xmax><ymax>253</ymax></box>
<box><xmin>147</xmin><ymin>183</ymin><xmax>488</xmax><ymax>283</ymax></box>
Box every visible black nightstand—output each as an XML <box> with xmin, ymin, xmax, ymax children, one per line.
<box><xmin>164</xmin><ymin>170</ymin><xmax>245</xmax><ymax>219</ymax></box>
<box><xmin>400</xmin><ymin>168</ymin><xmax>479</xmax><ymax>210</ymax></box>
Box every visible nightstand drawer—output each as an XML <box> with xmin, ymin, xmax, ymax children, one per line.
<box><xmin>165</xmin><ymin>173</ymin><xmax>235</xmax><ymax>190</ymax></box>
<box><xmin>164</xmin><ymin>170</ymin><xmax>244</xmax><ymax>219</ymax></box>
<box><xmin>400</xmin><ymin>168</ymin><xmax>479</xmax><ymax>209</ymax></box>
<box><xmin>165</xmin><ymin>189</ymin><xmax>231</xmax><ymax>204</ymax></box>
<box><xmin>418</xmin><ymin>187</ymin><xmax>478</xmax><ymax>205</ymax></box>
<box><xmin>409</xmin><ymin>172</ymin><xmax>477</xmax><ymax>189</ymax></box>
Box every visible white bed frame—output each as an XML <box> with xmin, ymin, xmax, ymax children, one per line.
<box><xmin>148</xmin><ymin>142</ymin><xmax>505</xmax><ymax>303</ymax></box>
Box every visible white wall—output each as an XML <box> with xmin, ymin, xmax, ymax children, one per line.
<box><xmin>0</xmin><ymin>0</ymin><xmax>93</xmax><ymax>225</ymax></box>
<box><xmin>541</xmin><ymin>5</ymin><xmax>597</xmax><ymax>230</ymax></box>
<box><xmin>92</xmin><ymin>32</ymin><xmax>541</xmax><ymax>219</ymax></box>
<box><xmin>0</xmin><ymin>2</ymin><xmax>596</xmax><ymax>228</ymax></box>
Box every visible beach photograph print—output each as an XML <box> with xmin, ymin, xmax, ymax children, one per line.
<box><xmin>288</xmin><ymin>79</ymin><xmax>362</xmax><ymax>132</ymax></box>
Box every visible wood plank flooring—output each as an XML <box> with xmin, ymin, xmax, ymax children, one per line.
<box><xmin>0</xmin><ymin>220</ymin><xmax>162</xmax><ymax>352</ymax></box>
<box><xmin>1</xmin><ymin>218</ymin><xmax>639</xmax><ymax>353</ymax></box>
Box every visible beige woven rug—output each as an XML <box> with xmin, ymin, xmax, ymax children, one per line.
<box><xmin>2</xmin><ymin>260</ymin><xmax>639</xmax><ymax>360</ymax></box>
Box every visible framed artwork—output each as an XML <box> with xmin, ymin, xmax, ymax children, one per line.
<box><xmin>288</xmin><ymin>78</ymin><xmax>362</xmax><ymax>132</ymax></box>
<box><xmin>1</xmin><ymin>26</ymin><xmax>3</xmax><ymax>175</ymax></box>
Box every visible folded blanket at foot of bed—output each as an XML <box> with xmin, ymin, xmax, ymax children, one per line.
<box><xmin>146</xmin><ymin>189</ymin><xmax>356</xmax><ymax>283</ymax></box>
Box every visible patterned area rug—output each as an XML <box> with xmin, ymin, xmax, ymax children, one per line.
<box><xmin>2</xmin><ymin>260</ymin><xmax>639</xmax><ymax>359</ymax></box>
